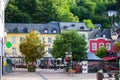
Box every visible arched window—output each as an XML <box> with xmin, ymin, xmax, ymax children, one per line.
<box><xmin>52</xmin><ymin>28</ymin><xmax>57</xmax><ymax>33</ymax></box>
<box><xmin>14</xmin><ymin>27</ymin><xmax>18</xmax><ymax>33</ymax></box>
<box><xmin>44</xmin><ymin>28</ymin><xmax>48</xmax><ymax>33</ymax></box>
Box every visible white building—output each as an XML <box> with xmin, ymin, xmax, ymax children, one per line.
<box><xmin>0</xmin><ymin>0</ymin><xmax>9</xmax><ymax>79</ymax></box>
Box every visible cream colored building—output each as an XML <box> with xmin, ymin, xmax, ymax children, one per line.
<box><xmin>5</xmin><ymin>22</ymin><xmax>60</xmax><ymax>58</ymax></box>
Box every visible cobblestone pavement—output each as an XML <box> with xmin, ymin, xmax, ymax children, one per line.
<box><xmin>36</xmin><ymin>69</ymin><xmax>96</xmax><ymax>80</ymax></box>
<box><xmin>0</xmin><ymin>68</ymin><xmax>118</xmax><ymax>80</ymax></box>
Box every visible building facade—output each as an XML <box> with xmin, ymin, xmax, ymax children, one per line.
<box><xmin>5</xmin><ymin>22</ymin><xmax>60</xmax><ymax>58</ymax></box>
<box><xmin>89</xmin><ymin>38</ymin><xmax>112</xmax><ymax>54</ymax></box>
<box><xmin>89</xmin><ymin>29</ymin><xmax>112</xmax><ymax>54</ymax></box>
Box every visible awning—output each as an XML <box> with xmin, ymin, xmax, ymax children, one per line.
<box><xmin>102</xmin><ymin>56</ymin><xmax>120</xmax><ymax>61</ymax></box>
<box><xmin>87</xmin><ymin>52</ymin><xmax>102</xmax><ymax>61</ymax></box>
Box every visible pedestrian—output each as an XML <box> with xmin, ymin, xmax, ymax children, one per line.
<box><xmin>96</xmin><ymin>69</ymin><xmax>104</xmax><ymax>80</ymax></box>
<box><xmin>53</xmin><ymin>63</ymin><xmax>57</xmax><ymax>70</ymax></box>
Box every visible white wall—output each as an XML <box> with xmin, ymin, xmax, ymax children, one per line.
<box><xmin>0</xmin><ymin>0</ymin><xmax>5</xmax><ymax>79</ymax></box>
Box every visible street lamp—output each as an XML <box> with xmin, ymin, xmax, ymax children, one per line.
<box><xmin>111</xmin><ymin>33</ymin><xmax>120</xmax><ymax>78</ymax></box>
<box><xmin>111</xmin><ymin>33</ymin><xmax>118</xmax><ymax>41</ymax></box>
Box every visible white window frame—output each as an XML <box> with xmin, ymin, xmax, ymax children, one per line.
<box><xmin>12</xmin><ymin>37</ymin><xmax>16</xmax><ymax>43</ymax></box>
<box><xmin>53</xmin><ymin>30</ymin><xmax>56</xmax><ymax>33</ymax></box>
<box><xmin>40</xmin><ymin>37</ymin><xmax>45</xmax><ymax>43</ymax></box>
<box><xmin>106</xmin><ymin>43</ymin><xmax>111</xmax><ymax>50</ymax></box>
<box><xmin>44</xmin><ymin>30</ymin><xmax>48</xmax><ymax>33</ymax></box>
<box><xmin>48</xmin><ymin>48</ymin><xmax>51</xmax><ymax>53</ymax></box>
<box><xmin>99</xmin><ymin>43</ymin><xmax>104</xmax><ymax>48</ymax></box>
<box><xmin>20</xmin><ymin>37</ymin><xmax>24</xmax><ymax>43</ymax></box>
<box><xmin>12</xmin><ymin>47</ymin><xmax>16</xmax><ymax>56</ymax></box>
<box><xmin>92</xmin><ymin>43</ymin><xmax>97</xmax><ymax>50</ymax></box>
<box><xmin>48</xmin><ymin>37</ymin><xmax>52</xmax><ymax>43</ymax></box>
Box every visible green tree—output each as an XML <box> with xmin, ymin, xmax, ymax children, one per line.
<box><xmin>19</xmin><ymin>31</ymin><xmax>46</xmax><ymax>64</ymax></box>
<box><xmin>113</xmin><ymin>42</ymin><xmax>120</xmax><ymax>53</ymax></box>
<box><xmin>83</xmin><ymin>19</ymin><xmax>96</xmax><ymax>29</ymax></box>
<box><xmin>5</xmin><ymin>4</ymin><xmax>32</xmax><ymax>23</ymax></box>
<box><xmin>96</xmin><ymin>46</ymin><xmax>107</xmax><ymax>58</ymax></box>
<box><xmin>51</xmin><ymin>30</ymin><xmax>87</xmax><ymax>62</ymax></box>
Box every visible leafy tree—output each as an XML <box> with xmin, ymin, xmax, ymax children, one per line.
<box><xmin>96</xmin><ymin>46</ymin><xmax>107</xmax><ymax>58</ymax></box>
<box><xmin>51</xmin><ymin>30</ymin><xmax>87</xmax><ymax>62</ymax></box>
<box><xmin>5</xmin><ymin>4</ymin><xmax>32</xmax><ymax>23</ymax></box>
<box><xmin>52</xmin><ymin>0</ymin><xmax>79</xmax><ymax>22</ymax></box>
<box><xmin>19</xmin><ymin>31</ymin><xmax>46</xmax><ymax>64</ymax></box>
<box><xmin>113</xmin><ymin>42</ymin><xmax>120</xmax><ymax>53</ymax></box>
<box><xmin>83</xmin><ymin>19</ymin><xmax>96</xmax><ymax>29</ymax></box>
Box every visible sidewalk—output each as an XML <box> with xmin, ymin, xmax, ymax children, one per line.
<box><xmin>0</xmin><ymin>68</ymin><xmax>118</xmax><ymax>80</ymax></box>
<box><xmin>1</xmin><ymin>68</ymin><xmax>43</xmax><ymax>80</ymax></box>
<box><xmin>37</xmin><ymin>69</ymin><xmax>97</xmax><ymax>80</ymax></box>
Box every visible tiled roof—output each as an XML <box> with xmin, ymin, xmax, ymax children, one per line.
<box><xmin>5</xmin><ymin>22</ymin><xmax>60</xmax><ymax>34</ymax></box>
<box><xmin>59</xmin><ymin>22</ymin><xmax>91</xmax><ymax>31</ymax></box>
<box><xmin>89</xmin><ymin>29</ymin><xmax>111</xmax><ymax>39</ymax></box>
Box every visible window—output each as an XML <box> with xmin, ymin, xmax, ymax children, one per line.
<box><xmin>80</xmin><ymin>26</ymin><xmax>84</xmax><ymax>29</ymax></box>
<box><xmin>106</xmin><ymin>43</ymin><xmax>111</xmax><ymax>50</ymax></box>
<box><xmin>82</xmin><ymin>34</ymin><xmax>86</xmax><ymax>39</ymax></box>
<box><xmin>53</xmin><ymin>29</ymin><xmax>57</xmax><ymax>33</ymax></box>
<box><xmin>48</xmin><ymin>48</ymin><xmax>51</xmax><ymax>53</ymax></box>
<box><xmin>63</xmin><ymin>26</ymin><xmax>67</xmax><ymax>29</ymax></box>
<box><xmin>12</xmin><ymin>37</ymin><xmax>16</xmax><ymax>43</ymax></box>
<box><xmin>14</xmin><ymin>27</ymin><xmax>18</xmax><ymax>33</ymax></box>
<box><xmin>92</xmin><ymin>43</ymin><xmax>97</xmax><ymax>50</ymax></box>
<box><xmin>99</xmin><ymin>43</ymin><xmax>104</xmax><ymax>48</ymax></box>
<box><xmin>20</xmin><ymin>37</ymin><xmax>24</xmax><ymax>43</ymax></box>
<box><xmin>23</xmin><ymin>27</ymin><xmax>28</xmax><ymax>33</ymax></box>
<box><xmin>40</xmin><ymin>37</ymin><xmax>45</xmax><ymax>43</ymax></box>
<box><xmin>44</xmin><ymin>28</ymin><xmax>48</xmax><ymax>33</ymax></box>
<box><xmin>48</xmin><ymin>38</ymin><xmax>52</xmax><ymax>43</ymax></box>
<box><xmin>12</xmin><ymin>47</ymin><xmax>16</xmax><ymax>56</ymax></box>
<box><xmin>71</xmin><ymin>24</ymin><xmax>75</xmax><ymax>27</ymax></box>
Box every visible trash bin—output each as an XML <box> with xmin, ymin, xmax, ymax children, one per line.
<box><xmin>96</xmin><ymin>71</ymin><xmax>104</xmax><ymax>80</ymax></box>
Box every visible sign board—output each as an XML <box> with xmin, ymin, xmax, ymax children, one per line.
<box><xmin>6</xmin><ymin>42</ymin><xmax>12</xmax><ymax>48</ymax></box>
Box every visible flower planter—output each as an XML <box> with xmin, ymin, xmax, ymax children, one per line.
<box><xmin>27</xmin><ymin>65</ymin><xmax>36</xmax><ymax>72</ymax></box>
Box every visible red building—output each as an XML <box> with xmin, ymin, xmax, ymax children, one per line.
<box><xmin>89</xmin><ymin>37</ymin><xmax>112</xmax><ymax>54</ymax></box>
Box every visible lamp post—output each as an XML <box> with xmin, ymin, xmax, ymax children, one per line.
<box><xmin>111</xmin><ymin>33</ymin><xmax>120</xmax><ymax>78</ymax></box>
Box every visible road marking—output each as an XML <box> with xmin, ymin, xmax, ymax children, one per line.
<box><xmin>37</xmin><ymin>72</ymin><xmax>48</xmax><ymax>80</ymax></box>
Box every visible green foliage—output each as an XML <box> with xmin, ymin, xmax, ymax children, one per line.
<box><xmin>113</xmin><ymin>42</ymin><xmax>120</xmax><ymax>53</ymax></box>
<box><xmin>5</xmin><ymin>0</ymin><xmax>118</xmax><ymax>28</ymax></box>
<box><xmin>96</xmin><ymin>46</ymin><xmax>107</xmax><ymax>58</ymax></box>
<box><xmin>19</xmin><ymin>31</ymin><xmax>46</xmax><ymax>63</ymax></box>
<box><xmin>83</xmin><ymin>19</ymin><xmax>96</xmax><ymax>29</ymax></box>
<box><xmin>5</xmin><ymin>4</ymin><xmax>32</xmax><ymax>23</ymax></box>
<box><xmin>51</xmin><ymin>30</ymin><xmax>87</xmax><ymax>62</ymax></box>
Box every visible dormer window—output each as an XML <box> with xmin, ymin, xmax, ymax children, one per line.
<box><xmin>71</xmin><ymin>24</ymin><xmax>75</xmax><ymax>27</ymax></box>
<box><xmin>103</xmin><ymin>35</ymin><xmax>106</xmax><ymax>38</ymax></box>
<box><xmin>52</xmin><ymin>28</ymin><xmax>57</xmax><ymax>33</ymax></box>
<box><xmin>63</xmin><ymin>26</ymin><xmax>67</xmax><ymax>29</ymax></box>
<box><xmin>14</xmin><ymin>27</ymin><xmax>18</xmax><ymax>33</ymax></box>
<box><xmin>44</xmin><ymin>28</ymin><xmax>48</xmax><ymax>33</ymax></box>
<box><xmin>80</xmin><ymin>26</ymin><xmax>84</xmax><ymax>29</ymax></box>
<box><xmin>23</xmin><ymin>27</ymin><xmax>28</xmax><ymax>33</ymax></box>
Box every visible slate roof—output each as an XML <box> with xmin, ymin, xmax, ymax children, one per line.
<box><xmin>89</xmin><ymin>29</ymin><xmax>111</xmax><ymax>39</ymax></box>
<box><xmin>59</xmin><ymin>22</ymin><xmax>91</xmax><ymax>31</ymax></box>
<box><xmin>94</xmin><ymin>24</ymin><xmax>102</xmax><ymax>29</ymax></box>
<box><xmin>5</xmin><ymin>22</ymin><xmax>60</xmax><ymax>34</ymax></box>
